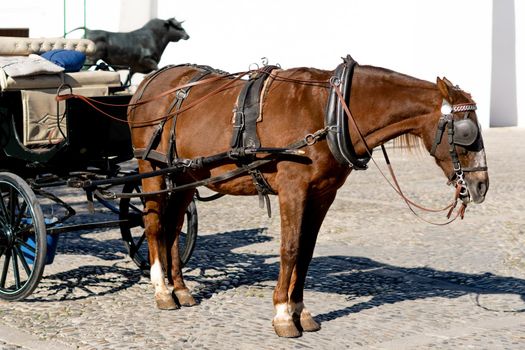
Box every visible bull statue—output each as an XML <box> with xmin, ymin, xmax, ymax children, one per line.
<box><xmin>79</xmin><ymin>18</ymin><xmax>189</xmax><ymax>75</ymax></box>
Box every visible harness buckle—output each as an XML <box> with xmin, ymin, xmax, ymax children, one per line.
<box><xmin>176</xmin><ymin>89</ymin><xmax>188</xmax><ymax>100</ymax></box>
<box><xmin>232</xmin><ymin>108</ymin><xmax>245</xmax><ymax>128</ymax></box>
<box><xmin>329</xmin><ymin>76</ymin><xmax>341</xmax><ymax>87</ymax></box>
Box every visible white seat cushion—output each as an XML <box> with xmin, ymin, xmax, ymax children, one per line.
<box><xmin>0</xmin><ymin>55</ymin><xmax>64</xmax><ymax>78</ymax></box>
<box><xmin>1</xmin><ymin>70</ymin><xmax>121</xmax><ymax>91</ymax></box>
<box><xmin>65</xmin><ymin>71</ymin><xmax>122</xmax><ymax>88</ymax></box>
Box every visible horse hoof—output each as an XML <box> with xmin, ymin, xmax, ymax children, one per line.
<box><xmin>300</xmin><ymin>316</ymin><xmax>321</xmax><ymax>332</ymax></box>
<box><xmin>155</xmin><ymin>294</ymin><xmax>179</xmax><ymax>310</ymax></box>
<box><xmin>273</xmin><ymin>322</ymin><xmax>301</xmax><ymax>338</ymax></box>
<box><xmin>174</xmin><ymin>290</ymin><xmax>197</xmax><ymax>307</ymax></box>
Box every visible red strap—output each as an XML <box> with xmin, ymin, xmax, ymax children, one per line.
<box><xmin>331</xmin><ymin>82</ymin><xmax>466</xmax><ymax>225</ymax></box>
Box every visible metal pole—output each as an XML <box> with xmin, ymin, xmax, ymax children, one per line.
<box><xmin>63</xmin><ymin>0</ymin><xmax>66</xmax><ymax>37</ymax></box>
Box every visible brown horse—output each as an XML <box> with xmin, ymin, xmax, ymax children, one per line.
<box><xmin>127</xmin><ymin>57</ymin><xmax>489</xmax><ymax>337</ymax></box>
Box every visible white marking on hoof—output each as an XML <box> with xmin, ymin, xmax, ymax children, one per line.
<box><xmin>150</xmin><ymin>260</ymin><xmax>169</xmax><ymax>294</ymax></box>
<box><xmin>273</xmin><ymin>303</ymin><xmax>301</xmax><ymax>337</ymax></box>
<box><xmin>273</xmin><ymin>303</ymin><xmax>292</xmax><ymax>324</ymax></box>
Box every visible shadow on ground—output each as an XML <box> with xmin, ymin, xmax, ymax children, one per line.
<box><xmin>34</xmin><ymin>227</ymin><xmax>525</xmax><ymax>320</ymax></box>
<box><xmin>188</xmin><ymin>228</ymin><xmax>525</xmax><ymax>320</ymax></box>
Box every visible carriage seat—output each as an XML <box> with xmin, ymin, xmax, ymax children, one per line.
<box><xmin>0</xmin><ymin>36</ymin><xmax>121</xmax><ymax>91</ymax></box>
<box><xmin>0</xmin><ymin>37</ymin><xmax>123</xmax><ymax>146</ymax></box>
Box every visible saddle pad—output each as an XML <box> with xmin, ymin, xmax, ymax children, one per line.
<box><xmin>22</xmin><ymin>86</ymin><xmax>108</xmax><ymax>146</ymax></box>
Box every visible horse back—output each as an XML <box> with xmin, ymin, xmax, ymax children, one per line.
<box><xmin>128</xmin><ymin>65</ymin><xmax>349</xmax><ymax>195</ymax></box>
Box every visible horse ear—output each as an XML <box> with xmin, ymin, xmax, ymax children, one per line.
<box><xmin>436</xmin><ymin>77</ymin><xmax>452</xmax><ymax>101</ymax></box>
<box><xmin>442</xmin><ymin>77</ymin><xmax>454</xmax><ymax>86</ymax></box>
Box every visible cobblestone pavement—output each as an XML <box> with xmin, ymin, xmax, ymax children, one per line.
<box><xmin>0</xmin><ymin>128</ymin><xmax>524</xmax><ymax>349</ymax></box>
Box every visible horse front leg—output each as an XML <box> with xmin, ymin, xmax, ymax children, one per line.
<box><xmin>288</xmin><ymin>190</ymin><xmax>337</xmax><ymax>333</ymax></box>
<box><xmin>139</xmin><ymin>162</ymin><xmax>178</xmax><ymax>310</ymax></box>
<box><xmin>166</xmin><ymin>189</ymin><xmax>197</xmax><ymax>307</ymax></box>
<box><xmin>273</xmin><ymin>187</ymin><xmax>308</xmax><ymax>338</ymax></box>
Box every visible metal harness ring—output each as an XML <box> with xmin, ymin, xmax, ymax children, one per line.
<box><xmin>329</xmin><ymin>76</ymin><xmax>341</xmax><ymax>87</ymax></box>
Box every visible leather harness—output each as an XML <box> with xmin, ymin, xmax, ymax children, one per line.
<box><xmin>133</xmin><ymin>64</ymin><xmax>226</xmax><ymax>164</ymax></box>
<box><xmin>80</xmin><ymin>57</ymin><xmax>481</xmax><ymax>224</ymax></box>
<box><xmin>131</xmin><ymin>57</ymin><xmax>371</xmax><ymax>214</ymax></box>
<box><xmin>325</xmin><ymin>55</ymin><xmax>371</xmax><ymax>170</ymax></box>
<box><xmin>230</xmin><ymin>65</ymin><xmax>279</xmax><ymax>213</ymax></box>
<box><xmin>134</xmin><ymin>64</ymin><xmax>280</xmax><ymax>215</ymax></box>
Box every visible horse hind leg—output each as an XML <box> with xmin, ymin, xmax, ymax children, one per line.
<box><xmin>139</xmin><ymin>162</ymin><xmax>178</xmax><ymax>310</ymax></box>
<box><xmin>165</xmin><ymin>189</ymin><xmax>197</xmax><ymax>307</ymax></box>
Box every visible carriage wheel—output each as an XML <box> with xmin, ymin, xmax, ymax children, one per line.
<box><xmin>119</xmin><ymin>181</ymin><xmax>198</xmax><ymax>273</ymax></box>
<box><xmin>0</xmin><ymin>172</ymin><xmax>46</xmax><ymax>301</ymax></box>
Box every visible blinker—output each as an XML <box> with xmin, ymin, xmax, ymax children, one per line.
<box><xmin>453</xmin><ymin>118</ymin><xmax>478</xmax><ymax>146</ymax></box>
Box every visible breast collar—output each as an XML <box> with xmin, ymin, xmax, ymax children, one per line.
<box><xmin>325</xmin><ymin>55</ymin><xmax>371</xmax><ymax>170</ymax></box>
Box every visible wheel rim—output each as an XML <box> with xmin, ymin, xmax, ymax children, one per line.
<box><xmin>0</xmin><ymin>175</ymin><xmax>46</xmax><ymax>299</ymax></box>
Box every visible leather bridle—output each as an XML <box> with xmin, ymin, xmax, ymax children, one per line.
<box><xmin>430</xmin><ymin>100</ymin><xmax>487</xmax><ymax>202</ymax></box>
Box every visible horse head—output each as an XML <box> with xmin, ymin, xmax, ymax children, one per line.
<box><xmin>426</xmin><ymin>77</ymin><xmax>489</xmax><ymax>204</ymax></box>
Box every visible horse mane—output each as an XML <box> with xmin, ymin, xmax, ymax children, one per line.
<box><xmin>392</xmin><ymin>133</ymin><xmax>426</xmax><ymax>154</ymax></box>
<box><xmin>362</xmin><ymin>66</ymin><xmax>435</xmax><ymax>154</ymax></box>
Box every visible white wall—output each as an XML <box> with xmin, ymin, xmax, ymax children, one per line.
<box><xmin>157</xmin><ymin>0</ymin><xmax>493</xmax><ymax>128</ymax></box>
<box><xmin>0</xmin><ymin>0</ymin><xmax>121</xmax><ymax>37</ymax></box>
<box><xmin>119</xmin><ymin>0</ymin><xmax>157</xmax><ymax>32</ymax></box>
<box><xmin>1</xmin><ymin>0</ymin><xmax>523</xmax><ymax>128</ymax></box>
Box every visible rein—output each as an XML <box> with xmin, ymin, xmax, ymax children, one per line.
<box><xmin>330</xmin><ymin>74</ymin><xmax>469</xmax><ymax>224</ymax></box>
<box><xmin>56</xmin><ymin>67</ymin><xmax>332</xmax><ymax>128</ymax></box>
<box><xmin>61</xmin><ymin>60</ymin><xmax>476</xmax><ymax>224</ymax></box>
<box><xmin>56</xmin><ymin>69</ymin><xmax>254</xmax><ymax>127</ymax></box>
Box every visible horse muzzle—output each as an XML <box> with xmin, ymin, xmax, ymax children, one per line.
<box><xmin>465</xmin><ymin>172</ymin><xmax>489</xmax><ymax>204</ymax></box>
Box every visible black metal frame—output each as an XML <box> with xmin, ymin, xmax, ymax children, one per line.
<box><xmin>0</xmin><ymin>89</ymin><xmax>138</xmax><ymax>235</ymax></box>
<box><xmin>0</xmin><ymin>89</ymin><xmax>202</xmax><ymax>301</ymax></box>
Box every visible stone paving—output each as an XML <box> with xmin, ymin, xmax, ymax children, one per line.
<box><xmin>0</xmin><ymin>127</ymin><xmax>524</xmax><ymax>349</ymax></box>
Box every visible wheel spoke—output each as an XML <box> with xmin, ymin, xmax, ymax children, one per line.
<box><xmin>0</xmin><ymin>173</ymin><xmax>46</xmax><ymax>300</ymax></box>
<box><xmin>13</xmin><ymin>225</ymin><xmax>33</xmax><ymax>238</ymax></box>
<box><xmin>0</xmin><ymin>249</ymin><xmax>11</xmax><ymax>288</ymax></box>
<box><xmin>128</xmin><ymin>203</ymin><xmax>143</xmax><ymax>215</ymax></box>
<box><xmin>0</xmin><ymin>192</ymin><xmax>10</xmax><ymax>227</ymax></box>
<box><xmin>134</xmin><ymin>186</ymin><xmax>145</xmax><ymax>206</ymax></box>
<box><xmin>14</xmin><ymin>246</ymin><xmax>31</xmax><ymax>276</ymax></box>
<box><xmin>13</xmin><ymin>201</ymin><xmax>28</xmax><ymax>231</ymax></box>
<box><xmin>11</xmin><ymin>252</ymin><xmax>20</xmax><ymax>290</ymax></box>
<box><xmin>8</xmin><ymin>187</ymin><xmax>17</xmax><ymax>226</ymax></box>
<box><xmin>135</xmin><ymin>233</ymin><xmax>146</xmax><ymax>249</ymax></box>
<box><xmin>16</xmin><ymin>239</ymin><xmax>35</xmax><ymax>254</ymax></box>
<box><xmin>130</xmin><ymin>233</ymin><xmax>146</xmax><ymax>258</ymax></box>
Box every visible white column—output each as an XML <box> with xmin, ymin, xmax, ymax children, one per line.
<box><xmin>490</xmin><ymin>0</ymin><xmax>518</xmax><ymax>127</ymax></box>
<box><xmin>119</xmin><ymin>0</ymin><xmax>158</xmax><ymax>32</ymax></box>
<box><xmin>516</xmin><ymin>0</ymin><xmax>525</xmax><ymax>127</ymax></box>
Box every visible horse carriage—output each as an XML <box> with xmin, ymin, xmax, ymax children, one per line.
<box><xmin>0</xmin><ymin>35</ymin><xmax>489</xmax><ymax>338</ymax></box>
<box><xmin>0</xmin><ymin>36</ymin><xmax>198</xmax><ymax>301</ymax></box>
